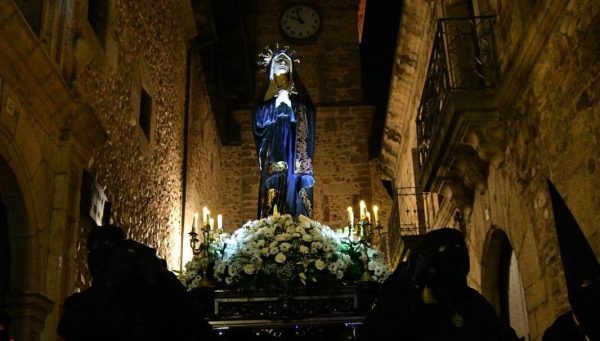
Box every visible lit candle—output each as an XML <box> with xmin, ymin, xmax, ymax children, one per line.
<box><xmin>359</xmin><ymin>200</ymin><xmax>366</xmax><ymax>220</ymax></box>
<box><xmin>202</xmin><ymin>207</ymin><xmax>209</xmax><ymax>225</ymax></box>
<box><xmin>373</xmin><ymin>205</ymin><xmax>379</xmax><ymax>225</ymax></box>
<box><xmin>273</xmin><ymin>204</ymin><xmax>279</xmax><ymax>217</ymax></box>
<box><xmin>209</xmin><ymin>217</ymin><xmax>215</xmax><ymax>231</ymax></box>
<box><xmin>366</xmin><ymin>211</ymin><xmax>371</xmax><ymax>223</ymax></box>
<box><xmin>192</xmin><ymin>212</ymin><xmax>198</xmax><ymax>233</ymax></box>
<box><xmin>355</xmin><ymin>224</ymin><xmax>362</xmax><ymax>241</ymax></box>
<box><xmin>347</xmin><ymin>206</ymin><xmax>354</xmax><ymax>226</ymax></box>
<box><xmin>217</xmin><ymin>214</ymin><xmax>223</xmax><ymax>232</ymax></box>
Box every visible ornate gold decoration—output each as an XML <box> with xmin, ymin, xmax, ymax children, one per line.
<box><xmin>452</xmin><ymin>313</ymin><xmax>464</xmax><ymax>327</ymax></box>
<box><xmin>257</xmin><ymin>43</ymin><xmax>300</xmax><ymax>73</ymax></box>
<box><xmin>299</xmin><ymin>188</ymin><xmax>313</xmax><ymax>217</ymax></box>
<box><xmin>266</xmin><ymin>188</ymin><xmax>278</xmax><ymax>208</ymax></box>
<box><xmin>421</xmin><ymin>286</ymin><xmax>438</xmax><ymax>304</ymax></box>
<box><xmin>268</xmin><ymin>161</ymin><xmax>288</xmax><ymax>175</ymax></box>
<box><xmin>294</xmin><ymin>104</ymin><xmax>313</xmax><ymax>174</ymax></box>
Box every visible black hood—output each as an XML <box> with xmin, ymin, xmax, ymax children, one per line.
<box><xmin>547</xmin><ymin>180</ymin><xmax>600</xmax><ymax>339</ymax></box>
<box><xmin>87</xmin><ymin>225</ymin><xmax>126</xmax><ymax>282</ymax></box>
<box><xmin>409</xmin><ymin>228</ymin><xmax>470</xmax><ymax>296</ymax></box>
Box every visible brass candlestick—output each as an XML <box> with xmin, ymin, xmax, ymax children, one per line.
<box><xmin>189</xmin><ymin>223</ymin><xmax>215</xmax><ymax>287</ymax></box>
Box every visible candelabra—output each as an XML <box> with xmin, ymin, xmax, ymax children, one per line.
<box><xmin>345</xmin><ymin>201</ymin><xmax>383</xmax><ymax>282</ymax></box>
<box><xmin>189</xmin><ymin>222</ymin><xmax>215</xmax><ymax>288</ymax></box>
<box><xmin>189</xmin><ymin>209</ymin><xmax>224</xmax><ymax>288</ymax></box>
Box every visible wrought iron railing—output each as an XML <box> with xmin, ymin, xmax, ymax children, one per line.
<box><xmin>416</xmin><ymin>15</ymin><xmax>498</xmax><ymax>167</ymax></box>
<box><xmin>387</xmin><ymin>187</ymin><xmax>438</xmax><ymax>262</ymax></box>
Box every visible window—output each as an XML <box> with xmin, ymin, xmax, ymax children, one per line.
<box><xmin>14</xmin><ymin>0</ymin><xmax>44</xmax><ymax>36</ymax></box>
<box><xmin>139</xmin><ymin>87</ymin><xmax>152</xmax><ymax>140</ymax></box>
<box><xmin>88</xmin><ymin>0</ymin><xmax>109</xmax><ymax>48</ymax></box>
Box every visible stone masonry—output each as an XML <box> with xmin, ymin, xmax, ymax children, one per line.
<box><xmin>0</xmin><ymin>1</ymin><xmax>221</xmax><ymax>339</ymax></box>
<box><xmin>219</xmin><ymin>0</ymin><xmax>393</xmax><ymax>240</ymax></box>
<box><xmin>381</xmin><ymin>0</ymin><xmax>599</xmax><ymax>339</ymax></box>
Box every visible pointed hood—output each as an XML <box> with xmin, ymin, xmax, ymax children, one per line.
<box><xmin>547</xmin><ymin>180</ymin><xmax>600</xmax><ymax>339</ymax></box>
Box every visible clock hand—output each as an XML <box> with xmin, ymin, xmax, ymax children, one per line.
<box><xmin>293</xmin><ymin>8</ymin><xmax>305</xmax><ymax>24</ymax></box>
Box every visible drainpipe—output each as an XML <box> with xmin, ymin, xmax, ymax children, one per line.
<box><xmin>179</xmin><ymin>41</ymin><xmax>194</xmax><ymax>273</ymax></box>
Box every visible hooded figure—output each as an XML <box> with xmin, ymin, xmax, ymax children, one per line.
<box><xmin>360</xmin><ymin>228</ymin><xmax>504</xmax><ymax>341</ymax></box>
<box><xmin>0</xmin><ymin>306</ymin><xmax>10</xmax><ymax>341</ymax></box>
<box><xmin>253</xmin><ymin>47</ymin><xmax>316</xmax><ymax>218</ymax></box>
<box><xmin>543</xmin><ymin>181</ymin><xmax>600</xmax><ymax>341</ymax></box>
<box><xmin>58</xmin><ymin>225</ymin><xmax>215</xmax><ymax>341</ymax></box>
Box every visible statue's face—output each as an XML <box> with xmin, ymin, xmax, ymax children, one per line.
<box><xmin>273</xmin><ymin>54</ymin><xmax>291</xmax><ymax>76</ymax></box>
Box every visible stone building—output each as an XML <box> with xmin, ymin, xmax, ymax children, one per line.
<box><xmin>381</xmin><ymin>0</ymin><xmax>599</xmax><ymax>340</ymax></box>
<box><xmin>0</xmin><ymin>0</ymin><xmax>597</xmax><ymax>340</ymax></box>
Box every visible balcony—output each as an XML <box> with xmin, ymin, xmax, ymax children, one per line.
<box><xmin>415</xmin><ymin>16</ymin><xmax>505</xmax><ymax>214</ymax></box>
<box><xmin>386</xmin><ymin>187</ymin><xmax>437</xmax><ymax>266</ymax></box>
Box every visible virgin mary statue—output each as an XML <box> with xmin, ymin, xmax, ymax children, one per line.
<box><xmin>253</xmin><ymin>46</ymin><xmax>316</xmax><ymax>219</ymax></box>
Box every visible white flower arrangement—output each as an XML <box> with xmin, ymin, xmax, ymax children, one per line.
<box><xmin>182</xmin><ymin>214</ymin><xmax>391</xmax><ymax>290</ymax></box>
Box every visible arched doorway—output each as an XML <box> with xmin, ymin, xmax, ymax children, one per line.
<box><xmin>0</xmin><ymin>199</ymin><xmax>9</xmax><ymax>305</ymax></box>
<box><xmin>0</xmin><ymin>155</ymin><xmax>52</xmax><ymax>339</ymax></box>
<box><xmin>0</xmin><ymin>157</ymin><xmax>30</xmax><ymax>296</ymax></box>
<box><xmin>482</xmin><ymin>228</ymin><xmax>529</xmax><ymax>340</ymax></box>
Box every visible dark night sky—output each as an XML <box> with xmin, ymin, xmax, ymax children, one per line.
<box><xmin>360</xmin><ymin>0</ymin><xmax>403</xmax><ymax>158</ymax></box>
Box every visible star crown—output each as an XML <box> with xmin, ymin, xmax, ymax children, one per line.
<box><xmin>257</xmin><ymin>43</ymin><xmax>300</xmax><ymax>73</ymax></box>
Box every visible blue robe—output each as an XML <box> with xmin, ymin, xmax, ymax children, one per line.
<box><xmin>253</xmin><ymin>95</ymin><xmax>315</xmax><ymax>218</ymax></box>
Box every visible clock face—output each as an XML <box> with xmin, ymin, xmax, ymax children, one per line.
<box><xmin>280</xmin><ymin>5</ymin><xmax>321</xmax><ymax>41</ymax></box>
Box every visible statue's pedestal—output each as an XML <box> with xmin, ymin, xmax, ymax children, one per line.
<box><xmin>191</xmin><ymin>283</ymin><xmax>380</xmax><ymax>340</ymax></box>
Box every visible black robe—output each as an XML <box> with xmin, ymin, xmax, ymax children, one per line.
<box><xmin>359</xmin><ymin>266</ymin><xmax>503</xmax><ymax>341</ymax></box>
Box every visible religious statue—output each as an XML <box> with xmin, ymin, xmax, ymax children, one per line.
<box><xmin>253</xmin><ymin>45</ymin><xmax>316</xmax><ymax>218</ymax></box>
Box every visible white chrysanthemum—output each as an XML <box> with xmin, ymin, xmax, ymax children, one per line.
<box><xmin>315</xmin><ymin>259</ymin><xmax>326</xmax><ymax>270</ymax></box>
<box><xmin>243</xmin><ymin>264</ymin><xmax>256</xmax><ymax>274</ymax></box>
<box><xmin>275</xmin><ymin>233</ymin><xmax>291</xmax><ymax>241</ymax></box>
<box><xmin>182</xmin><ymin>213</ymin><xmax>392</xmax><ymax>289</ymax></box>
<box><xmin>275</xmin><ymin>252</ymin><xmax>287</xmax><ymax>263</ymax></box>
<box><xmin>279</xmin><ymin>242</ymin><xmax>291</xmax><ymax>252</ymax></box>
<box><xmin>298</xmin><ymin>215</ymin><xmax>311</xmax><ymax>227</ymax></box>
<box><xmin>214</xmin><ymin>261</ymin><xmax>227</xmax><ymax>275</ymax></box>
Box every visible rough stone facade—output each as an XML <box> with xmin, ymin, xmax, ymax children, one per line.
<box><xmin>181</xmin><ymin>49</ymin><xmax>223</xmax><ymax>266</ymax></box>
<box><xmin>381</xmin><ymin>0</ymin><xmax>599</xmax><ymax>339</ymax></box>
<box><xmin>247</xmin><ymin>0</ymin><xmax>363</xmax><ymax>104</ymax></box>
<box><xmin>0</xmin><ymin>0</ymin><xmax>223</xmax><ymax>340</ymax></box>
<box><xmin>76</xmin><ymin>0</ymin><xmax>191</xmax><ymax>267</ymax></box>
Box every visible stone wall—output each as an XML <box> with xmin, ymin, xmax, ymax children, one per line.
<box><xmin>248</xmin><ymin>0</ymin><xmax>363</xmax><ymax>104</ymax></box>
<box><xmin>220</xmin><ymin>145</ymin><xmax>244</xmax><ymax>231</ymax></box>
<box><xmin>382</xmin><ymin>0</ymin><xmax>600</xmax><ymax>339</ymax></box>
<box><xmin>72</xmin><ymin>0</ymin><xmax>196</xmax><ymax>271</ymax></box>
<box><xmin>313</xmin><ymin>105</ymin><xmax>374</xmax><ymax>227</ymax></box>
<box><xmin>0</xmin><ymin>0</ymin><xmax>112</xmax><ymax>338</ymax></box>
<box><xmin>469</xmin><ymin>0</ymin><xmax>599</xmax><ymax>336</ymax></box>
<box><xmin>181</xmin><ymin>50</ymin><xmax>223</xmax><ymax>266</ymax></box>
<box><xmin>0</xmin><ymin>0</ymin><xmax>222</xmax><ymax>339</ymax></box>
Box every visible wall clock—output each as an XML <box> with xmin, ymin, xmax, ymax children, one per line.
<box><xmin>279</xmin><ymin>4</ymin><xmax>322</xmax><ymax>43</ymax></box>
